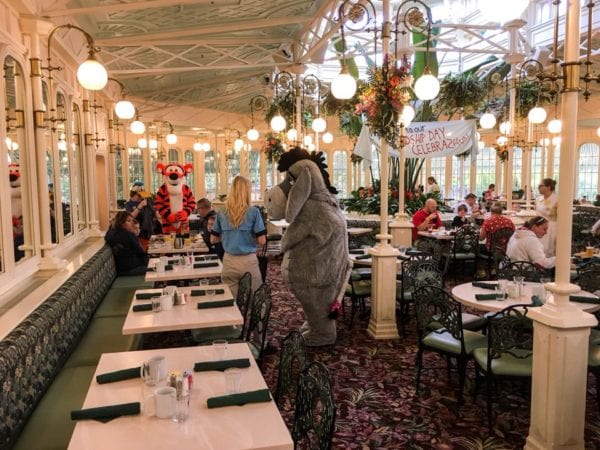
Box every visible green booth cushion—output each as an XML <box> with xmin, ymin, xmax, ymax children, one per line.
<box><xmin>93</xmin><ymin>287</ymin><xmax>135</xmax><ymax>318</ymax></box>
<box><xmin>473</xmin><ymin>347</ymin><xmax>532</xmax><ymax>377</ymax></box>
<box><xmin>12</xmin><ymin>365</ymin><xmax>96</xmax><ymax>450</ymax></box>
<box><xmin>110</xmin><ymin>275</ymin><xmax>153</xmax><ymax>289</ymax></box>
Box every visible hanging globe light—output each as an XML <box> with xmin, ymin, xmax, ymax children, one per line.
<box><xmin>77</xmin><ymin>56</ymin><xmax>108</xmax><ymax>90</ymax></box>
<box><xmin>322</xmin><ymin>132</ymin><xmax>334</xmax><ymax>144</ymax></box>
<box><xmin>138</xmin><ymin>138</ymin><xmax>147</xmax><ymax>149</ymax></box>
<box><xmin>5</xmin><ymin>137</ymin><xmax>12</xmax><ymax>149</ymax></box>
<box><xmin>287</xmin><ymin>128</ymin><xmax>298</xmax><ymax>141</ymax></box>
<box><xmin>234</xmin><ymin>138</ymin><xmax>244</xmax><ymax>152</ymax></box>
<box><xmin>11</xmin><ymin>141</ymin><xmax>20</xmax><ymax>151</ymax></box>
<box><xmin>528</xmin><ymin>106</ymin><xmax>547</xmax><ymax>124</ymax></box>
<box><xmin>130</xmin><ymin>120</ymin><xmax>145</xmax><ymax>135</ymax></box>
<box><xmin>552</xmin><ymin>136</ymin><xmax>561</xmax><ymax>146</ymax></box>
<box><xmin>331</xmin><ymin>67</ymin><xmax>357</xmax><ymax>99</ymax></box>
<box><xmin>165</xmin><ymin>132</ymin><xmax>177</xmax><ymax>145</ymax></box>
<box><xmin>149</xmin><ymin>138</ymin><xmax>158</xmax><ymax>149</ymax></box>
<box><xmin>270</xmin><ymin>114</ymin><xmax>286</xmax><ymax>132</ymax></box>
<box><xmin>547</xmin><ymin>118</ymin><xmax>562</xmax><ymax>134</ymax></box>
<box><xmin>193</xmin><ymin>142</ymin><xmax>202</xmax><ymax>151</ymax></box>
<box><xmin>312</xmin><ymin>116</ymin><xmax>327</xmax><ymax>133</ymax></box>
<box><xmin>497</xmin><ymin>136</ymin><xmax>508</xmax><ymax>146</ymax></box>
<box><xmin>114</xmin><ymin>100</ymin><xmax>135</xmax><ymax>120</ymax></box>
<box><xmin>414</xmin><ymin>70</ymin><xmax>440</xmax><ymax>101</ymax></box>
<box><xmin>202</xmin><ymin>142</ymin><xmax>211</xmax><ymax>151</ymax></box>
<box><xmin>399</xmin><ymin>105</ymin><xmax>416</xmax><ymax>127</ymax></box>
<box><xmin>499</xmin><ymin>121</ymin><xmax>511</xmax><ymax>135</ymax></box>
<box><xmin>303</xmin><ymin>134</ymin><xmax>313</xmax><ymax>146</ymax></box>
<box><xmin>479</xmin><ymin>112</ymin><xmax>496</xmax><ymax>129</ymax></box>
<box><xmin>247</xmin><ymin>128</ymin><xmax>259</xmax><ymax>141</ymax></box>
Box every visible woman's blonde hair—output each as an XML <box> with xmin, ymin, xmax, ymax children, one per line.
<box><xmin>224</xmin><ymin>176</ymin><xmax>251</xmax><ymax>228</ymax></box>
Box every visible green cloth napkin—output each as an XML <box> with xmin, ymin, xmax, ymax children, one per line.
<box><xmin>472</xmin><ymin>282</ymin><xmax>497</xmax><ymax>290</ymax></box>
<box><xmin>355</xmin><ymin>254</ymin><xmax>371</xmax><ymax>260</ymax></box>
<box><xmin>570</xmin><ymin>295</ymin><xmax>600</xmax><ymax>304</ymax></box>
<box><xmin>207</xmin><ymin>389</ymin><xmax>271</xmax><ymax>409</ymax></box>
<box><xmin>194</xmin><ymin>262</ymin><xmax>219</xmax><ymax>269</ymax></box>
<box><xmin>71</xmin><ymin>402</ymin><xmax>140</xmax><ymax>423</ymax></box>
<box><xmin>165</xmin><ymin>265</ymin><xmax>173</xmax><ymax>271</ymax></box>
<box><xmin>197</xmin><ymin>299</ymin><xmax>235</xmax><ymax>309</ymax></box>
<box><xmin>96</xmin><ymin>367</ymin><xmax>141</xmax><ymax>384</ymax></box>
<box><xmin>193</xmin><ymin>358</ymin><xmax>251</xmax><ymax>372</ymax></box>
<box><xmin>135</xmin><ymin>292</ymin><xmax>160</xmax><ymax>300</ymax></box>
<box><xmin>196</xmin><ymin>255</ymin><xmax>218</xmax><ymax>261</ymax></box>
<box><xmin>191</xmin><ymin>288</ymin><xmax>225</xmax><ymax>296</ymax></box>
<box><xmin>132</xmin><ymin>304</ymin><xmax>152</xmax><ymax>312</ymax></box>
<box><xmin>475</xmin><ymin>293</ymin><xmax>504</xmax><ymax>301</ymax></box>
<box><xmin>167</xmin><ymin>259</ymin><xmax>179</xmax><ymax>264</ymax></box>
<box><xmin>349</xmin><ymin>249</ymin><xmax>364</xmax><ymax>255</ymax></box>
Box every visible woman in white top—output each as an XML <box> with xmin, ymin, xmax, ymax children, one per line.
<box><xmin>506</xmin><ymin>216</ymin><xmax>556</xmax><ymax>269</ymax></box>
<box><xmin>535</xmin><ymin>178</ymin><xmax>557</xmax><ymax>257</ymax></box>
<box><xmin>426</xmin><ymin>176</ymin><xmax>440</xmax><ymax>194</ymax></box>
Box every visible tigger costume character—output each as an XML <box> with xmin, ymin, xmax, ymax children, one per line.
<box><xmin>154</xmin><ymin>162</ymin><xmax>196</xmax><ymax>234</ymax></box>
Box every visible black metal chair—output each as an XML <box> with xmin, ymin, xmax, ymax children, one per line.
<box><xmin>292</xmin><ymin>361</ymin><xmax>337</xmax><ymax>450</ymax></box>
<box><xmin>397</xmin><ymin>260</ymin><xmax>442</xmax><ymax>332</ymax></box>
<box><xmin>473</xmin><ymin>305</ymin><xmax>533</xmax><ymax>431</ymax></box>
<box><xmin>443</xmin><ymin>224</ymin><xmax>480</xmax><ymax>280</ymax></box>
<box><xmin>478</xmin><ymin>227</ymin><xmax>515</xmax><ymax>279</ymax></box>
<box><xmin>245</xmin><ymin>283</ymin><xmax>272</xmax><ymax>364</ymax></box>
<box><xmin>343</xmin><ymin>269</ymin><xmax>371</xmax><ymax>328</ymax></box>
<box><xmin>497</xmin><ymin>260</ymin><xmax>547</xmax><ymax>282</ymax></box>
<box><xmin>275</xmin><ymin>331</ymin><xmax>308</xmax><ymax>410</ymax></box>
<box><xmin>412</xmin><ymin>285</ymin><xmax>487</xmax><ymax>404</ymax></box>
<box><xmin>415</xmin><ymin>238</ymin><xmax>446</xmax><ymax>268</ymax></box>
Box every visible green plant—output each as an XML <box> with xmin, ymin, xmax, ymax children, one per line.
<box><xmin>434</xmin><ymin>72</ymin><xmax>486</xmax><ymax>119</ymax></box>
<box><xmin>262</xmin><ymin>132</ymin><xmax>285</xmax><ymax>162</ymax></box>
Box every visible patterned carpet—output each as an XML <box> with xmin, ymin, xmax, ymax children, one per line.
<box><xmin>144</xmin><ymin>259</ymin><xmax>600</xmax><ymax>449</ymax></box>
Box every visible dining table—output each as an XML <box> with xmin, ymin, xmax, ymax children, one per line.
<box><xmin>144</xmin><ymin>257</ymin><xmax>223</xmax><ymax>283</ymax></box>
<box><xmin>68</xmin><ymin>344</ymin><xmax>293</xmax><ymax>450</ymax></box>
<box><xmin>452</xmin><ymin>280</ymin><xmax>600</xmax><ymax>313</ymax></box>
<box><xmin>122</xmin><ymin>285</ymin><xmax>243</xmax><ymax>335</ymax></box>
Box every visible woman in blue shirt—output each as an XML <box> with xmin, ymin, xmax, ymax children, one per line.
<box><xmin>211</xmin><ymin>176</ymin><xmax>266</xmax><ymax>296</ymax></box>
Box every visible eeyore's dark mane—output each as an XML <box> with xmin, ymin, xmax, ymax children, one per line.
<box><xmin>309</xmin><ymin>151</ymin><xmax>338</xmax><ymax>195</ymax></box>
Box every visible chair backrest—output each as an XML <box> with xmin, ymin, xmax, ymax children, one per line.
<box><xmin>275</xmin><ymin>331</ymin><xmax>308</xmax><ymax>408</ymax></box>
<box><xmin>415</xmin><ymin>239</ymin><xmax>444</xmax><ymax>265</ymax></box>
<box><xmin>413</xmin><ymin>285</ymin><xmax>465</xmax><ymax>345</ymax></box>
<box><xmin>490</xmin><ymin>227</ymin><xmax>514</xmax><ymax>253</ymax></box>
<box><xmin>402</xmin><ymin>260</ymin><xmax>442</xmax><ymax>292</ymax></box>
<box><xmin>236</xmin><ymin>272</ymin><xmax>253</xmax><ymax>335</ymax></box>
<box><xmin>452</xmin><ymin>224</ymin><xmax>479</xmax><ymax>255</ymax></box>
<box><xmin>486</xmin><ymin>305</ymin><xmax>533</xmax><ymax>363</ymax></box>
<box><xmin>576</xmin><ymin>266</ymin><xmax>600</xmax><ymax>294</ymax></box>
<box><xmin>292</xmin><ymin>361</ymin><xmax>337</xmax><ymax>450</ymax></box>
<box><xmin>497</xmin><ymin>261</ymin><xmax>547</xmax><ymax>282</ymax></box>
<box><xmin>245</xmin><ymin>283</ymin><xmax>272</xmax><ymax>360</ymax></box>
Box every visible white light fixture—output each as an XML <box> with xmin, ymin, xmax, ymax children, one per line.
<box><xmin>322</xmin><ymin>132</ymin><xmax>334</xmax><ymax>144</ymax></box>
<box><xmin>399</xmin><ymin>105</ymin><xmax>415</xmax><ymax>127</ymax></box>
<box><xmin>77</xmin><ymin>57</ymin><xmax>108</xmax><ymax>90</ymax></box>
<box><xmin>130</xmin><ymin>120</ymin><xmax>145</xmax><ymax>135</ymax></box>
<box><xmin>234</xmin><ymin>138</ymin><xmax>244</xmax><ymax>152</ymax></box>
<box><xmin>497</xmin><ymin>136</ymin><xmax>508</xmax><ymax>146</ymax></box>
<box><xmin>414</xmin><ymin>72</ymin><xmax>440</xmax><ymax>101</ymax></box>
<box><xmin>331</xmin><ymin>66</ymin><xmax>357</xmax><ymax>100</ymax></box>
<box><xmin>287</xmin><ymin>128</ymin><xmax>298</xmax><ymax>141</ymax></box>
<box><xmin>202</xmin><ymin>142</ymin><xmax>211</xmax><ymax>151</ymax></box>
<box><xmin>11</xmin><ymin>141</ymin><xmax>20</xmax><ymax>151</ymax></box>
<box><xmin>547</xmin><ymin>118</ymin><xmax>562</xmax><ymax>134</ymax></box>
<box><xmin>247</xmin><ymin>128</ymin><xmax>259</xmax><ymax>141</ymax></box>
<box><xmin>114</xmin><ymin>100</ymin><xmax>135</xmax><ymax>120</ymax></box>
<box><xmin>166</xmin><ymin>132</ymin><xmax>177</xmax><ymax>145</ymax></box>
<box><xmin>528</xmin><ymin>106</ymin><xmax>547</xmax><ymax>124</ymax></box>
<box><xmin>552</xmin><ymin>136</ymin><xmax>561</xmax><ymax>145</ymax></box>
<box><xmin>303</xmin><ymin>134</ymin><xmax>313</xmax><ymax>146</ymax></box>
<box><xmin>270</xmin><ymin>114</ymin><xmax>286</xmax><ymax>132</ymax></box>
<box><xmin>149</xmin><ymin>138</ymin><xmax>158</xmax><ymax>149</ymax></box>
<box><xmin>479</xmin><ymin>112</ymin><xmax>496</xmax><ymax>129</ymax></box>
<box><xmin>499</xmin><ymin>121</ymin><xmax>511</xmax><ymax>135</ymax></box>
<box><xmin>479</xmin><ymin>0</ymin><xmax>530</xmax><ymax>24</ymax></box>
<box><xmin>312</xmin><ymin>116</ymin><xmax>327</xmax><ymax>133</ymax></box>
<box><xmin>138</xmin><ymin>138</ymin><xmax>147</xmax><ymax>148</ymax></box>
<box><xmin>193</xmin><ymin>142</ymin><xmax>202</xmax><ymax>151</ymax></box>
<box><xmin>596</xmin><ymin>126</ymin><xmax>600</xmax><ymax>137</ymax></box>
<box><xmin>5</xmin><ymin>137</ymin><xmax>12</xmax><ymax>148</ymax></box>
<box><xmin>57</xmin><ymin>140</ymin><xmax>67</xmax><ymax>151</ymax></box>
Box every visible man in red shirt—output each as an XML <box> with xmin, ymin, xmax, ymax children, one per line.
<box><xmin>412</xmin><ymin>198</ymin><xmax>442</xmax><ymax>242</ymax></box>
<box><xmin>479</xmin><ymin>202</ymin><xmax>515</xmax><ymax>252</ymax></box>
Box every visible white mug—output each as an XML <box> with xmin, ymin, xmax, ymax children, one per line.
<box><xmin>160</xmin><ymin>294</ymin><xmax>173</xmax><ymax>311</ymax></box>
<box><xmin>145</xmin><ymin>386</ymin><xmax>176</xmax><ymax>419</ymax></box>
<box><xmin>159</xmin><ymin>256</ymin><xmax>169</xmax><ymax>267</ymax></box>
<box><xmin>155</xmin><ymin>261</ymin><xmax>165</xmax><ymax>273</ymax></box>
<box><xmin>506</xmin><ymin>283</ymin><xmax>519</xmax><ymax>299</ymax></box>
<box><xmin>141</xmin><ymin>355</ymin><xmax>168</xmax><ymax>385</ymax></box>
<box><xmin>164</xmin><ymin>286</ymin><xmax>176</xmax><ymax>297</ymax></box>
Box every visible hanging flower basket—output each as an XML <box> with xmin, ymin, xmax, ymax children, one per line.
<box><xmin>355</xmin><ymin>55</ymin><xmax>413</xmax><ymax>148</ymax></box>
<box><xmin>493</xmin><ymin>144</ymin><xmax>509</xmax><ymax>162</ymax></box>
<box><xmin>262</xmin><ymin>133</ymin><xmax>285</xmax><ymax>162</ymax></box>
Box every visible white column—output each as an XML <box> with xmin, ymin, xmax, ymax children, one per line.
<box><xmin>444</xmin><ymin>155</ymin><xmax>452</xmax><ymax>199</ymax></box>
<box><xmin>525</xmin><ymin>1</ymin><xmax>597</xmax><ymax>448</ymax></box>
<box><xmin>368</xmin><ymin>0</ymin><xmax>399</xmax><ymax>340</ymax></box>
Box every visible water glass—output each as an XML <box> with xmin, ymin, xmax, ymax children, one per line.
<box><xmin>152</xmin><ymin>298</ymin><xmax>162</xmax><ymax>313</ymax></box>
<box><xmin>172</xmin><ymin>393</ymin><xmax>189</xmax><ymax>423</ymax></box>
<box><xmin>199</xmin><ymin>278</ymin><xmax>209</xmax><ymax>287</ymax></box>
<box><xmin>513</xmin><ymin>276</ymin><xmax>525</xmax><ymax>296</ymax></box>
<box><xmin>224</xmin><ymin>368</ymin><xmax>242</xmax><ymax>394</ymax></box>
<box><xmin>213</xmin><ymin>339</ymin><xmax>228</xmax><ymax>360</ymax></box>
<box><xmin>539</xmin><ymin>278</ymin><xmax>551</xmax><ymax>301</ymax></box>
<box><xmin>206</xmin><ymin>285</ymin><xmax>216</xmax><ymax>296</ymax></box>
<box><xmin>495</xmin><ymin>284</ymin><xmax>505</xmax><ymax>300</ymax></box>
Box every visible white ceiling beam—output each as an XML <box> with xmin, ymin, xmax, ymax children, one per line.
<box><xmin>105</xmin><ymin>37</ymin><xmax>294</xmax><ymax>47</ymax></box>
<box><xmin>42</xmin><ymin>0</ymin><xmax>236</xmax><ymax>17</ymax></box>
<box><xmin>96</xmin><ymin>17</ymin><xmax>312</xmax><ymax>46</ymax></box>
<box><xmin>110</xmin><ymin>62</ymin><xmax>290</xmax><ymax>76</ymax></box>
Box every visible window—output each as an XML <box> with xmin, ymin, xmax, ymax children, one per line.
<box><xmin>150</xmin><ymin>150</ymin><xmax>160</xmax><ymax>194</ymax></box>
<box><xmin>577</xmin><ymin>143</ymin><xmax>599</xmax><ymax>200</ymax></box>
<box><xmin>430</xmin><ymin>157</ymin><xmax>445</xmax><ymax>195</ymax></box>
<box><xmin>204</xmin><ymin>151</ymin><xmax>217</xmax><ymax>198</ymax></box>
<box><xmin>168</xmin><ymin>148</ymin><xmax>179</xmax><ymax>162</ymax></box>
<box><xmin>72</xmin><ymin>103</ymin><xmax>86</xmax><ymax>230</ymax></box>
<box><xmin>531</xmin><ymin>146</ymin><xmax>544</xmax><ymax>194</ymax></box>
<box><xmin>266</xmin><ymin>159</ymin><xmax>275</xmax><ymax>190</ymax></box>
<box><xmin>332</xmin><ymin>150</ymin><xmax>348</xmax><ymax>197</ymax></box>
<box><xmin>451</xmin><ymin>155</ymin><xmax>469</xmax><ymax>199</ymax></box>
<box><xmin>184</xmin><ymin>150</ymin><xmax>194</xmax><ymax>188</ymax></box>
<box><xmin>128</xmin><ymin>147</ymin><xmax>144</xmax><ymax>188</ymax></box>
<box><xmin>475</xmin><ymin>147</ymin><xmax>496</xmax><ymax>196</ymax></box>
<box><xmin>511</xmin><ymin>147</ymin><xmax>523</xmax><ymax>190</ymax></box>
<box><xmin>115</xmin><ymin>151</ymin><xmax>124</xmax><ymax>202</ymax></box>
<box><xmin>249</xmin><ymin>150</ymin><xmax>261</xmax><ymax>199</ymax></box>
<box><xmin>552</xmin><ymin>144</ymin><xmax>561</xmax><ymax>185</ymax></box>
<box><xmin>56</xmin><ymin>92</ymin><xmax>72</xmax><ymax>237</ymax></box>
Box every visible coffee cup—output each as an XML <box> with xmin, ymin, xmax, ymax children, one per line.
<box><xmin>141</xmin><ymin>355</ymin><xmax>168</xmax><ymax>385</ymax></box>
<box><xmin>160</xmin><ymin>294</ymin><xmax>173</xmax><ymax>311</ymax></box>
<box><xmin>506</xmin><ymin>283</ymin><xmax>519</xmax><ymax>299</ymax></box>
<box><xmin>144</xmin><ymin>386</ymin><xmax>176</xmax><ymax>419</ymax></box>
<box><xmin>155</xmin><ymin>261</ymin><xmax>165</xmax><ymax>273</ymax></box>
<box><xmin>164</xmin><ymin>286</ymin><xmax>176</xmax><ymax>297</ymax></box>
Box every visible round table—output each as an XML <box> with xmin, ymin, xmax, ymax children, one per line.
<box><xmin>349</xmin><ymin>251</ymin><xmax>404</xmax><ymax>267</ymax></box>
<box><xmin>451</xmin><ymin>281</ymin><xmax>600</xmax><ymax>313</ymax></box>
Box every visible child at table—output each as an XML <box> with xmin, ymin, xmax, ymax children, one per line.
<box><xmin>452</xmin><ymin>204</ymin><xmax>469</xmax><ymax>228</ymax></box>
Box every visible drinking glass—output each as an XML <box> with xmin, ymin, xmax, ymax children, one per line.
<box><xmin>513</xmin><ymin>276</ymin><xmax>525</xmax><ymax>296</ymax></box>
<box><xmin>172</xmin><ymin>393</ymin><xmax>189</xmax><ymax>423</ymax></box>
<box><xmin>213</xmin><ymin>339</ymin><xmax>228</xmax><ymax>360</ymax></box>
<box><xmin>495</xmin><ymin>285</ymin><xmax>505</xmax><ymax>300</ymax></box>
<box><xmin>224</xmin><ymin>368</ymin><xmax>242</xmax><ymax>394</ymax></box>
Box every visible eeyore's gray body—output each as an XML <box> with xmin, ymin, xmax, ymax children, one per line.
<box><xmin>267</xmin><ymin>153</ymin><xmax>352</xmax><ymax>346</ymax></box>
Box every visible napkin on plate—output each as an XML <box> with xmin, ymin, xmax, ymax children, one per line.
<box><xmin>354</xmin><ymin>254</ymin><xmax>371</xmax><ymax>260</ymax></box>
<box><xmin>193</xmin><ymin>358</ymin><xmax>251</xmax><ymax>372</ymax></box>
<box><xmin>197</xmin><ymin>299</ymin><xmax>235</xmax><ymax>309</ymax></box>
<box><xmin>71</xmin><ymin>402</ymin><xmax>140</xmax><ymax>423</ymax></box>
<box><xmin>206</xmin><ymin>389</ymin><xmax>271</xmax><ymax>409</ymax></box>
<box><xmin>569</xmin><ymin>295</ymin><xmax>600</xmax><ymax>304</ymax></box>
<box><xmin>472</xmin><ymin>282</ymin><xmax>497</xmax><ymax>290</ymax></box>
<box><xmin>132</xmin><ymin>304</ymin><xmax>152</xmax><ymax>312</ymax></box>
<box><xmin>194</xmin><ymin>262</ymin><xmax>219</xmax><ymax>268</ymax></box>
<box><xmin>96</xmin><ymin>367</ymin><xmax>141</xmax><ymax>384</ymax></box>
<box><xmin>135</xmin><ymin>292</ymin><xmax>160</xmax><ymax>300</ymax></box>
<box><xmin>191</xmin><ymin>288</ymin><xmax>225</xmax><ymax>296</ymax></box>
<box><xmin>475</xmin><ymin>293</ymin><xmax>503</xmax><ymax>301</ymax></box>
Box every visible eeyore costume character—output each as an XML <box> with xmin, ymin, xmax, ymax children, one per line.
<box><xmin>267</xmin><ymin>147</ymin><xmax>352</xmax><ymax>346</ymax></box>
